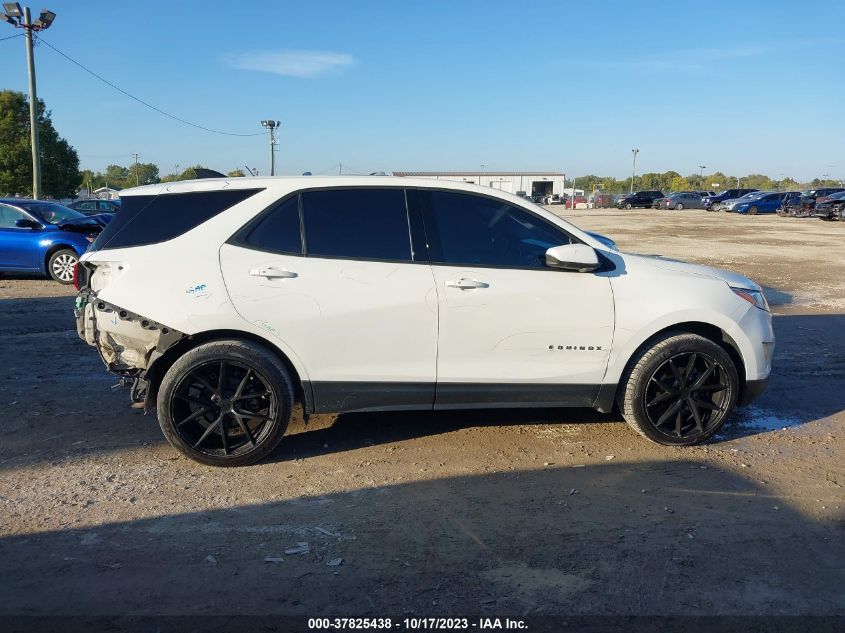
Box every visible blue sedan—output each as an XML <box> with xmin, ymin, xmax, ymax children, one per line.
<box><xmin>0</xmin><ymin>198</ymin><xmax>102</xmax><ymax>283</ymax></box>
<box><xmin>731</xmin><ymin>192</ymin><xmax>788</xmax><ymax>215</ymax></box>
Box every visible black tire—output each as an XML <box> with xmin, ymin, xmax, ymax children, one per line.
<box><xmin>711</xmin><ymin>203</ymin><xmax>721</xmax><ymax>212</ymax></box>
<box><xmin>156</xmin><ymin>339</ymin><xmax>294</xmax><ymax>466</ymax></box>
<box><xmin>748</xmin><ymin>206</ymin><xmax>758</xmax><ymax>215</ymax></box>
<box><xmin>624</xmin><ymin>202</ymin><xmax>632</xmax><ymax>210</ymax></box>
<box><xmin>675</xmin><ymin>203</ymin><xmax>683</xmax><ymax>210</ymax></box>
<box><xmin>47</xmin><ymin>248</ymin><xmax>78</xmax><ymax>284</ymax></box>
<box><xmin>619</xmin><ymin>332</ymin><xmax>739</xmax><ymax>446</ymax></box>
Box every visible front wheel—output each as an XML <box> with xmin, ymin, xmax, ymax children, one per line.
<box><xmin>748</xmin><ymin>206</ymin><xmax>758</xmax><ymax>215</ymax></box>
<box><xmin>624</xmin><ymin>202</ymin><xmax>632</xmax><ymax>210</ymax></box>
<box><xmin>619</xmin><ymin>333</ymin><xmax>739</xmax><ymax>445</ymax></box>
<box><xmin>157</xmin><ymin>339</ymin><xmax>294</xmax><ymax>466</ymax></box>
<box><xmin>47</xmin><ymin>248</ymin><xmax>78</xmax><ymax>284</ymax></box>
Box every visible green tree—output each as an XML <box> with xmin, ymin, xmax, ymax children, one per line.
<box><xmin>0</xmin><ymin>90</ymin><xmax>80</xmax><ymax>198</ymax></box>
<box><xmin>227</xmin><ymin>168</ymin><xmax>246</xmax><ymax>177</ymax></box>
<box><xmin>669</xmin><ymin>175</ymin><xmax>690</xmax><ymax>192</ymax></box>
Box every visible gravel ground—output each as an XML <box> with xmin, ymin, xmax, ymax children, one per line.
<box><xmin>0</xmin><ymin>208</ymin><xmax>843</xmax><ymax>618</ymax></box>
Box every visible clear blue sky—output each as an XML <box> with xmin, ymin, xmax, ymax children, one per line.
<box><xmin>3</xmin><ymin>0</ymin><xmax>843</xmax><ymax>180</ymax></box>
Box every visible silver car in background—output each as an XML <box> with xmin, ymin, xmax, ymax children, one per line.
<box><xmin>721</xmin><ymin>191</ymin><xmax>767</xmax><ymax>212</ymax></box>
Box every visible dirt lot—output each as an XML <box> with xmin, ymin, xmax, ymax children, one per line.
<box><xmin>0</xmin><ymin>209</ymin><xmax>843</xmax><ymax>619</ymax></box>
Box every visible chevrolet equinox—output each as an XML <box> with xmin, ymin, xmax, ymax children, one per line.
<box><xmin>75</xmin><ymin>177</ymin><xmax>773</xmax><ymax>466</ymax></box>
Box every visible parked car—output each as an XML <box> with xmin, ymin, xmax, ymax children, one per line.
<box><xmin>777</xmin><ymin>191</ymin><xmax>804</xmax><ymax>216</ymax></box>
<box><xmin>0</xmin><ymin>198</ymin><xmax>102</xmax><ymax>283</ymax></box>
<box><xmin>794</xmin><ymin>188</ymin><xmax>845</xmax><ymax>216</ymax></box>
<box><xmin>721</xmin><ymin>191</ymin><xmax>768</xmax><ymax>212</ymax></box>
<box><xmin>75</xmin><ymin>177</ymin><xmax>772</xmax><ymax>466</ymax></box>
<box><xmin>812</xmin><ymin>191</ymin><xmax>845</xmax><ymax>220</ymax></box>
<box><xmin>67</xmin><ymin>199</ymin><xmax>122</xmax><ymax>215</ymax></box>
<box><xmin>532</xmin><ymin>193</ymin><xmax>552</xmax><ymax>205</ymax></box>
<box><xmin>702</xmin><ymin>189</ymin><xmax>759</xmax><ymax>211</ymax></box>
<box><xmin>616</xmin><ymin>190</ymin><xmax>664</xmax><ymax>209</ymax></box>
<box><xmin>731</xmin><ymin>192</ymin><xmax>791</xmax><ymax>215</ymax></box>
<box><xmin>697</xmin><ymin>191</ymin><xmax>716</xmax><ymax>198</ymax></box>
<box><xmin>660</xmin><ymin>192</ymin><xmax>703</xmax><ymax>210</ymax></box>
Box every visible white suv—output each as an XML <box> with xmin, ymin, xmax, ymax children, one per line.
<box><xmin>75</xmin><ymin>177</ymin><xmax>773</xmax><ymax>466</ymax></box>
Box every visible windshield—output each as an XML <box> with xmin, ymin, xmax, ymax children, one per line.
<box><xmin>18</xmin><ymin>201</ymin><xmax>89</xmax><ymax>225</ymax></box>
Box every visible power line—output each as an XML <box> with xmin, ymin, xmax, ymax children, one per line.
<box><xmin>0</xmin><ymin>33</ymin><xmax>24</xmax><ymax>42</ymax></box>
<box><xmin>34</xmin><ymin>35</ymin><xmax>263</xmax><ymax>137</ymax></box>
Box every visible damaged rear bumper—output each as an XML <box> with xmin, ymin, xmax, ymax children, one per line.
<box><xmin>75</xmin><ymin>291</ymin><xmax>184</xmax><ymax>408</ymax></box>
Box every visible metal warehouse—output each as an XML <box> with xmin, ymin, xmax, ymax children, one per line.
<box><xmin>393</xmin><ymin>171</ymin><xmax>566</xmax><ymax>198</ymax></box>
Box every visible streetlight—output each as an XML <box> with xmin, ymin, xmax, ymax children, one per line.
<box><xmin>699</xmin><ymin>165</ymin><xmax>706</xmax><ymax>180</ymax></box>
<box><xmin>3</xmin><ymin>2</ymin><xmax>57</xmax><ymax>199</ymax></box>
<box><xmin>630</xmin><ymin>148</ymin><xmax>639</xmax><ymax>193</ymax></box>
<box><xmin>260</xmin><ymin>120</ymin><xmax>280</xmax><ymax>176</ymax></box>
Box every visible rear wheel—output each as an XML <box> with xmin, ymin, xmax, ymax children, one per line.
<box><xmin>157</xmin><ymin>339</ymin><xmax>294</xmax><ymax>466</ymax></box>
<box><xmin>619</xmin><ymin>333</ymin><xmax>738</xmax><ymax>445</ymax></box>
<box><xmin>47</xmin><ymin>248</ymin><xmax>78</xmax><ymax>284</ymax></box>
<box><xmin>675</xmin><ymin>203</ymin><xmax>684</xmax><ymax>210</ymax></box>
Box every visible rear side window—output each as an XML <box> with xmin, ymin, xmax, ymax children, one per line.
<box><xmin>301</xmin><ymin>189</ymin><xmax>412</xmax><ymax>262</ymax></box>
<box><xmin>239</xmin><ymin>196</ymin><xmax>302</xmax><ymax>255</ymax></box>
<box><xmin>92</xmin><ymin>189</ymin><xmax>263</xmax><ymax>250</ymax></box>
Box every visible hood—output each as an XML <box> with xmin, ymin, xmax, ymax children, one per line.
<box><xmin>624</xmin><ymin>253</ymin><xmax>760</xmax><ymax>290</ymax></box>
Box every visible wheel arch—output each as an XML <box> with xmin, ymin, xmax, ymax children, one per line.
<box><xmin>143</xmin><ymin>328</ymin><xmax>312</xmax><ymax>413</ymax></box>
<box><xmin>597</xmin><ymin>320</ymin><xmax>746</xmax><ymax>413</ymax></box>
<box><xmin>42</xmin><ymin>243</ymin><xmax>80</xmax><ymax>274</ymax></box>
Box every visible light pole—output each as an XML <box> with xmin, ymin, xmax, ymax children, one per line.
<box><xmin>699</xmin><ymin>165</ymin><xmax>706</xmax><ymax>181</ymax></box>
<box><xmin>630</xmin><ymin>148</ymin><xmax>639</xmax><ymax>193</ymax></box>
<box><xmin>3</xmin><ymin>3</ymin><xmax>57</xmax><ymax>199</ymax></box>
<box><xmin>260</xmin><ymin>120</ymin><xmax>280</xmax><ymax>176</ymax></box>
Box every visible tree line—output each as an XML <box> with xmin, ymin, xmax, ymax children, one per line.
<box><xmin>1</xmin><ymin>90</ymin><xmax>841</xmax><ymax>199</ymax></box>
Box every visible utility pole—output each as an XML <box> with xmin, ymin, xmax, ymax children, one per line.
<box><xmin>260</xmin><ymin>120</ymin><xmax>280</xmax><ymax>176</ymax></box>
<box><xmin>630</xmin><ymin>148</ymin><xmax>639</xmax><ymax>193</ymax></box>
<box><xmin>132</xmin><ymin>152</ymin><xmax>141</xmax><ymax>186</ymax></box>
<box><xmin>3</xmin><ymin>4</ymin><xmax>57</xmax><ymax>199</ymax></box>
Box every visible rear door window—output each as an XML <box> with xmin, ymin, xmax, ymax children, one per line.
<box><xmin>301</xmin><ymin>188</ymin><xmax>413</xmax><ymax>262</ymax></box>
<box><xmin>92</xmin><ymin>189</ymin><xmax>263</xmax><ymax>250</ymax></box>
<box><xmin>238</xmin><ymin>196</ymin><xmax>302</xmax><ymax>255</ymax></box>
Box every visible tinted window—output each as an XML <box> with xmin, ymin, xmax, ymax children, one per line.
<box><xmin>19</xmin><ymin>201</ymin><xmax>86</xmax><ymax>225</ymax></box>
<box><xmin>240</xmin><ymin>196</ymin><xmax>302</xmax><ymax>255</ymax></box>
<box><xmin>302</xmin><ymin>188</ymin><xmax>412</xmax><ymax>261</ymax></box>
<box><xmin>77</xmin><ymin>201</ymin><xmax>97</xmax><ymax>211</ymax></box>
<box><xmin>93</xmin><ymin>189</ymin><xmax>263</xmax><ymax>251</ymax></box>
<box><xmin>0</xmin><ymin>204</ymin><xmax>27</xmax><ymax>229</ymax></box>
<box><xmin>422</xmin><ymin>191</ymin><xmax>570</xmax><ymax>269</ymax></box>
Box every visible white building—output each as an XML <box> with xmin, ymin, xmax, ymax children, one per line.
<box><xmin>393</xmin><ymin>171</ymin><xmax>566</xmax><ymax>198</ymax></box>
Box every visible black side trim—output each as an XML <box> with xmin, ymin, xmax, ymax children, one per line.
<box><xmin>305</xmin><ymin>381</ymin><xmax>603</xmax><ymax>414</ymax></box>
<box><xmin>738</xmin><ymin>377</ymin><xmax>768</xmax><ymax>407</ymax></box>
<box><xmin>435</xmin><ymin>383</ymin><xmax>599</xmax><ymax>410</ymax></box>
<box><xmin>592</xmin><ymin>382</ymin><xmax>619</xmax><ymax>413</ymax></box>
<box><xmin>308</xmin><ymin>382</ymin><xmax>435</xmax><ymax>414</ymax></box>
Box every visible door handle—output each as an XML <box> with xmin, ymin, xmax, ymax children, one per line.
<box><xmin>249</xmin><ymin>267</ymin><xmax>298</xmax><ymax>279</ymax></box>
<box><xmin>445</xmin><ymin>278</ymin><xmax>489</xmax><ymax>290</ymax></box>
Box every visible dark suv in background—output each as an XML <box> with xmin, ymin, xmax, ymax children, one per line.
<box><xmin>702</xmin><ymin>189</ymin><xmax>759</xmax><ymax>211</ymax></box>
<box><xmin>616</xmin><ymin>190</ymin><xmax>663</xmax><ymax>209</ymax></box>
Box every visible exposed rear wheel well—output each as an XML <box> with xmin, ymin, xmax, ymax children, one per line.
<box><xmin>615</xmin><ymin>321</ymin><xmax>747</xmax><ymax>407</ymax></box>
<box><xmin>144</xmin><ymin>329</ymin><xmax>306</xmax><ymax>408</ymax></box>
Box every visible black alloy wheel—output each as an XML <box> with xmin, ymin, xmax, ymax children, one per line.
<box><xmin>643</xmin><ymin>352</ymin><xmax>731</xmax><ymax>441</ymax></box>
<box><xmin>157</xmin><ymin>339</ymin><xmax>293</xmax><ymax>466</ymax></box>
<box><xmin>171</xmin><ymin>360</ymin><xmax>276</xmax><ymax>457</ymax></box>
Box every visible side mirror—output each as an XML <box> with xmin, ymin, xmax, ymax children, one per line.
<box><xmin>545</xmin><ymin>244</ymin><xmax>600</xmax><ymax>272</ymax></box>
<box><xmin>15</xmin><ymin>218</ymin><xmax>42</xmax><ymax>229</ymax></box>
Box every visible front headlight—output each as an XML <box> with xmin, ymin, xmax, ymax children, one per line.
<box><xmin>731</xmin><ymin>287</ymin><xmax>770</xmax><ymax>312</ymax></box>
